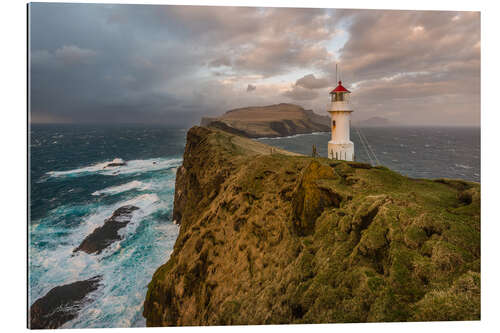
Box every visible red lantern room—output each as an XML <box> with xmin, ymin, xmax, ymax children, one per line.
<box><xmin>329</xmin><ymin>81</ymin><xmax>351</xmax><ymax>102</ymax></box>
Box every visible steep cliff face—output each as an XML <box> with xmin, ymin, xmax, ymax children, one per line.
<box><xmin>143</xmin><ymin>126</ymin><xmax>480</xmax><ymax>326</ymax></box>
<box><xmin>200</xmin><ymin>103</ymin><xmax>330</xmax><ymax>138</ymax></box>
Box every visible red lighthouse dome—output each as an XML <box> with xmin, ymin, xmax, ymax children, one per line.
<box><xmin>330</xmin><ymin>81</ymin><xmax>351</xmax><ymax>94</ymax></box>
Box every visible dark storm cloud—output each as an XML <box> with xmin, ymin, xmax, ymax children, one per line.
<box><xmin>282</xmin><ymin>74</ymin><xmax>330</xmax><ymax>101</ymax></box>
<box><xmin>29</xmin><ymin>4</ymin><xmax>480</xmax><ymax>126</ymax></box>
<box><xmin>29</xmin><ymin>3</ymin><xmax>213</xmax><ymax>125</ymax></box>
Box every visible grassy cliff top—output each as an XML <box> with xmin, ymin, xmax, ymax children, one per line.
<box><xmin>220</xmin><ymin>103</ymin><xmax>316</xmax><ymax>120</ymax></box>
<box><xmin>144</xmin><ymin>126</ymin><xmax>480</xmax><ymax>326</ymax></box>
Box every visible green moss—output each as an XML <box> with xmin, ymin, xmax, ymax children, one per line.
<box><xmin>358</xmin><ymin>223</ymin><xmax>388</xmax><ymax>255</ymax></box>
<box><xmin>292</xmin><ymin>161</ymin><xmax>338</xmax><ymax>235</ymax></box>
<box><xmin>412</xmin><ymin>271</ymin><xmax>480</xmax><ymax>321</ymax></box>
<box><xmin>404</xmin><ymin>225</ymin><xmax>428</xmax><ymax>248</ymax></box>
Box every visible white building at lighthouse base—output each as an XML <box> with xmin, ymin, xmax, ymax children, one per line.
<box><xmin>328</xmin><ymin>141</ymin><xmax>354</xmax><ymax>161</ymax></box>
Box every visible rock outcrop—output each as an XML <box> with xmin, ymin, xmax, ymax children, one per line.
<box><xmin>29</xmin><ymin>276</ymin><xmax>102</xmax><ymax>329</ymax></box>
<box><xmin>104</xmin><ymin>158</ymin><xmax>127</xmax><ymax>168</ymax></box>
<box><xmin>143</xmin><ymin>126</ymin><xmax>480</xmax><ymax>326</ymax></box>
<box><xmin>74</xmin><ymin>205</ymin><xmax>139</xmax><ymax>255</ymax></box>
<box><xmin>200</xmin><ymin>103</ymin><xmax>330</xmax><ymax>138</ymax></box>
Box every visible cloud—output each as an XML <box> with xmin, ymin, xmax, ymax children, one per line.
<box><xmin>31</xmin><ymin>45</ymin><xmax>97</xmax><ymax>67</ymax></box>
<box><xmin>282</xmin><ymin>73</ymin><xmax>330</xmax><ymax>101</ymax></box>
<box><xmin>193</xmin><ymin>7</ymin><xmax>338</xmax><ymax>76</ymax></box>
<box><xmin>28</xmin><ymin>4</ymin><xmax>480</xmax><ymax>126</ymax></box>
<box><xmin>210</xmin><ymin>56</ymin><xmax>231</xmax><ymax>67</ymax></box>
<box><xmin>54</xmin><ymin>45</ymin><xmax>97</xmax><ymax>65</ymax></box>
<box><xmin>295</xmin><ymin>74</ymin><xmax>330</xmax><ymax>89</ymax></box>
<box><xmin>332</xmin><ymin>10</ymin><xmax>480</xmax><ymax>82</ymax></box>
<box><xmin>283</xmin><ymin>85</ymin><xmax>319</xmax><ymax>101</ymax></box>
<box><xmin>322</xmin><ymin>9</ymin><xmax>480</xmax><ymax>125</ymax></box>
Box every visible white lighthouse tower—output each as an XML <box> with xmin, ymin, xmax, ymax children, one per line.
<box><xmin>327</xmin><ymin>80</ymin><xmax>354</xmax><ymax>161</ymax></box>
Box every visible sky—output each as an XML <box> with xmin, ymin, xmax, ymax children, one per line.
<box><xmin>29</xmin><ymin>3</ymin><xmax>480</xmax><ymax>126</ymax></box>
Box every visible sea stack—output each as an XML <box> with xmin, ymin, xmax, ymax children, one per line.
<box><xmin>327</xmin><ymin>80</ymin><xmax>354</xmax><ymax>161</ymax></box>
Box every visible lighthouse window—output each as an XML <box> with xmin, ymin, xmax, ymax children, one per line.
<box><xmin>332</xmin><ymin>120</ymin><xmax>336</xmax><ymax>128</ymax></box>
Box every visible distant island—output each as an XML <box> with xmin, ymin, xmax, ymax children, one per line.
<box><xmin>201</xmin><ymin>103</ymin><xmax>330</xmax><ymax>138</ymax></box>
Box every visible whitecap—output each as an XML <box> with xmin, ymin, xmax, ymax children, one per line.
<box><xmin>91</xmin><ymin>181</ymin><xmax>151</xmax><ymax>196</ymax></box>
<box><xmin>455</xmin><ymin>164</ymin><xmax>472</xmax><ymax>169</ymax></box>
<box><xmin>257</xmin><ymin>131</ymin><xmax>328</xmax><ymax>140</ymax></box>
<box><xmin>47</xmin><ymin>157</ymin><xmax>182</xmax><ymax>178</ymax></box>
<box><xmin>30</xmin><ymin>166</ymin><xmax>181</xmax><ymax>328</ymax></box>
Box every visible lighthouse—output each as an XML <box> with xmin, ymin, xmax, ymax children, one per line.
<box><xmin>327</xmin><ymin>80</ymin><xmax>354</xmax><ymax>161</ymax></box>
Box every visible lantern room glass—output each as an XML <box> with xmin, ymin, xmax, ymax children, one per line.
<box><xmin>331</xmin><ymin>92</ymin><xmax>350</xmax><ymax>102</ymax></box>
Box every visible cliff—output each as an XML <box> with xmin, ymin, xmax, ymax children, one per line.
<box><xmin>143</xmin><ymin>126</ymin><xmax>480</xmax><ymax>326</ymax></box>
<box><xmin>200</xmin><ymin>103</ymin><xmax>330</xmax><ymax>138</ymax></box>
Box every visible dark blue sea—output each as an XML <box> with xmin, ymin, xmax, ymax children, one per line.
<box><xmin>258</xmin><ymin>127</ymin><xmax>480</xmax><ymax>183</ymax></box>
<box><xmin>29</xmin><ymin>124</ymin><xmax>185</xmax><ymax>328</ymax></box>
<box><xmin>29</xmin><ymin>125</ymin><xmax>479</xmax><ymax>328</ymax></box>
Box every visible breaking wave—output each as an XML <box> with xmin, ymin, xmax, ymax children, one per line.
<box><xmin>257</xmin><ymin>131</ymin><xmax>328</xmax><ymax>140</ymax></box>
<box><xmin>30</xmin><ymin>160</ymin><xmax>181</xmax><ymax>328</ymax></box>
<box><xmin>455</xmin><ymin>164</ymin><xmax>472</xmax><ymax>170</ymax></box>
<box><xmin>91</xmin><ymin>181</ymin><xmax>151</xmax><ymax>196</ymax></box>
<box><xmin>47</xmin><ymin>157</ymin><xmax>182</xmax><ymax>178</ymax></box>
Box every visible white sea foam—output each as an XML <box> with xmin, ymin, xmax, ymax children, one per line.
<box><xmin>29</xmin><ymin>191</ymin><xmax>171</xmax><ymax>314</ymax></box>
<box><xmin>455</xmin><ymin>164</ymin><xmax>472</xmax><ymax>169</ymax></box>
<box><xmin>91</xmin><ymin>181</ymin><xmax>151</xmax><ymax>196</ymax></box>
<box><xmin>47</xmin><ymin>157</ymin><xmax>182</xmax><ymax>178</ymax></box>
<box><xmin>76</xmin><ymin>193</ymin><xmax>161</xmax><ymax>247</ymax></box>
<box><xmin>258</xmin><ymin>131</ymin><xmax>328</xmax><ymax>140</ymax></box>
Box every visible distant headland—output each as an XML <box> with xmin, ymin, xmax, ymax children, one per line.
<box><xmin>200</xmin><ymin>103</ymin><xmax>330</xmax><ymax>138</ymax></box>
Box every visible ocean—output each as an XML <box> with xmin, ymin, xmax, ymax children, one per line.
<box><xmin>29</xmin><ymin>124</ymin><xmax>185</xmax><ymax>328</ymax></box>
<box><xmin>258</xmin><ymin>127</ymin><xmax>480</xmax><ymax>183</ymax></box>
<box><xmin>28</xmin><ymin>124</ymin><xmax>480</xmax><ymax>328</ymax></box>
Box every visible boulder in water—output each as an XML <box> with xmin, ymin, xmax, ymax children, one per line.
<box><xmin>73</xmin><ymin>205</ymin><xmax>139</xmax><ymax>255</ymax></box>
<box><xmin>29</xmin><ymin>275</ymin><xmax>102</xmax><ymax>329</ymax></box>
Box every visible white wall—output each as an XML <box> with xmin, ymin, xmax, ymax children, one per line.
<box><xmin>329</xmin><ymin>111</ymin><xmax>352</xmax><ymax>143</ymax></box>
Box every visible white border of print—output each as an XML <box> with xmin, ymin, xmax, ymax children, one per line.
<box><xmin>2</xmin><ymin>0</ymin><xmax>497</xmax><ymax>332</ymax></box>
